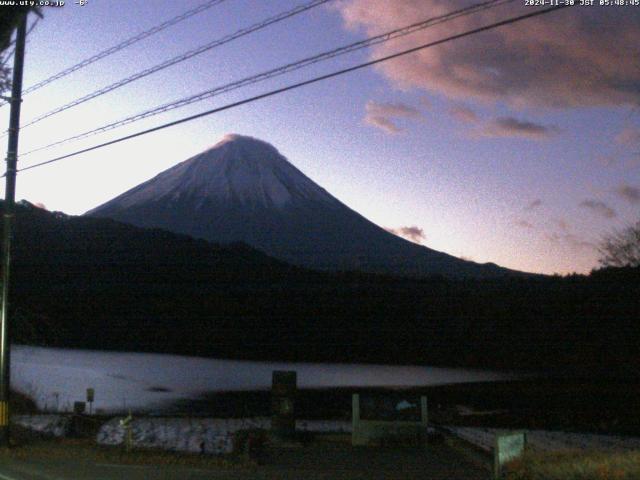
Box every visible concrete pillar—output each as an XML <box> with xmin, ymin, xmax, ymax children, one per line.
<box><xmin>271</xmin><ymin>370</ymin><xmax>297</xmax><ymax>440</ymax></box>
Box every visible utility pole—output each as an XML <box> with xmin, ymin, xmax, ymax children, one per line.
<box><xmin>0</xmin><ymin>13</ymin><xmax>27</xmax><ymax>447</ymax></box>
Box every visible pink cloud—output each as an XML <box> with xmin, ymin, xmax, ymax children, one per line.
<box><xmin>365</xmin><ymin>115</ymin><xmax>402</xmax><ymax>134</ymax></box>
<box><xmin>337</xmin><ymin>1</ymin><xmax>640</xmax><ymax>107</ymax></box>
<box><xmin>597</xmin><ymin>154</ymin><xmax>618</xmax><ymax>167</ymax></box>
<box><xmin>556</xmin><ymin>219</ymin><xmax>570</xmax><ymax>231</ymax></box>
<box><xmin>525</xmin><ymin>199</ymin><xmax>542</xmax><ymax>211</ymax></box>
<box><xmin>546</xmin><ymin>232</ymin><xmax>595</xmax><ymax>251</ymax></box>
<box><xmin>364</xmin><ymin>100</ymin><xmax>421</xmax><ymax>134</ymax></box>
<box><xmin>515</xmin><ymin>219</ymin><xmax>534</xmax><ymax>229</ymax></box>
<box><xmin>365</xmin><ymin>101</ymin><xmax>421</xmax><ymax>118</ymax></box>
<box><xmin>615</xmin><ymin>127</ymin><xmax>640</xmax><ymax>146</ymax></box>
<box><xmin>616</xmin><ymin>184</ymin><xmax>640</xmax><ymax>204</ymax></box>
<box><xmin>385</xmin><ymin>225</ymin><xmax>426</xmax><ymax>243</ymax></box>
<box><xmin>448</xmin><ymin>105</ymin><xmax>478</xmax><ymax>123</ymax></box>
<box><xmin>579</xmin><ymin>199</ymin><xmax>617</xmax><ymax>219</ymax></box>
<box><xmin>478</xmin><ymin>117</ymin><xmax>559</xmax><ymax>140</ymax></box>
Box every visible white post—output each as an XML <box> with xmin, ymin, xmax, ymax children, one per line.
<box><xmin>420</xmin><ymin>396</ymin><xmax>428</xmax><ymax>425</ymax></box>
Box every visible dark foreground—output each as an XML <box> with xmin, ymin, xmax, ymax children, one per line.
<box><xmin>168</xmin><ymin>378</ymin><xmax>640</xmax><ymax>437</ymax></box>
<box><xmin>0</xmin><ymin>441</ymin><xmax>488</xmax><ymax>480</ymax></box>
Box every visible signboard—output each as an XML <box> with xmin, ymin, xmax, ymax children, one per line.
<box><xmin>73</xmin><ymin>401</ymin><xmax>86</xmax><ymax>414</ymax></box>
<box><xmin>494</xmin><ymin>432</ymin><xmax>526</xmax><ymax>478</ymax></box>
<box><xmin>352</xmin><ymin>393</ymin><xmax>427</xmax><ymax>446</ymax></box>
<box><xmin>86</xmin><ymin>388</ymin><xmax>95</xmax><ymax>415</ymax></box>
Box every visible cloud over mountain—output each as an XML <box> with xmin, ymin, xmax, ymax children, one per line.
<box><xmin>364</xmin><ymin>100</ymin><xmax>421</xmax><ymax>134</ymax></box>
<box><xmin>337</xmin><ymin>1</ymin><xmax>640</xmax><ymax>107</ymax></box>
<box><xmin>384</xmin><ymin>225</ymin><xmax>426</xmax><ymax>243</ymax></box>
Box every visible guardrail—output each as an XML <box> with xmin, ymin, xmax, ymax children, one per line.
<box><xmin>436</xmin><ymin>425</ymin><xmax>526</xmax><ymax>479</ymax></box>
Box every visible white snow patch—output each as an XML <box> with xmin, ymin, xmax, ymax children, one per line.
<box><xmin>10</xmin><ymin>345</ymin><xmax>514</xmax><ymax>414</ymax></box>
<box><xmin>12</xmin><ymin>414</ymin><xmax>71</xmax><ymax>437</ymax></box>
<box><xmin>96</xmin><ymin>417</ymin><xmax>351</xmax><ymax>455</ymax></box>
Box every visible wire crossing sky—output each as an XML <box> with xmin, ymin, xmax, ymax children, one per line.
<box><xmin>21</xmin><ymin>0</ymin><xmax>515</xmax><ymax>157</ymax></box>
<box><xmin>4</xmin><ymin>0</ymin><xmax>639</xmax><ymax>275</ymax></box>
<box><xmin>5</xmin><ymin>0</ymin><xmax>228</xmax><ymax>103</ymax></box>
<box><xmin>12</xmin><ymin>0</ymin><xmax>332</xmax><ymax>134</ymax></box>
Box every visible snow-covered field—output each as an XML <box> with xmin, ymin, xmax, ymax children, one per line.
<box><xmin>10</xmin><ymin>345</ymin><xmax>515</xmax><ymax>414</ymax></box>
<box><xmin>97</xmin><ymin>417</ymin><xmax>351</xmax><ymax>455</ymax></box>
<box><xmin>9</xmin><ymin>413</ymin><xmax>351</xmax><ymax>454</ymax></box>
<box><xmin>444</xmin><ymin>426</ymin><xmax>640</xmax><ymax>453</ymax></box>
<box><xmin>97</xmin><ymin>421</ymin><xmax>640</xmax><ymax>456</ymax></box>
<box><xmin>12</xmin><ymin>414</ymin><xmax>71</xmax><ymax>437</ymax></box>
<box><xmin>17</xmin><ymin>414</ymin><xmax>640</xmax><ymax>457</ymax></box>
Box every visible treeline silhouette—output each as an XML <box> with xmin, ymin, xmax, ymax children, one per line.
<box><xmin>7</xmin><ymin>201</ymin><xmax>639</xmax><ymax>377</ymax></box>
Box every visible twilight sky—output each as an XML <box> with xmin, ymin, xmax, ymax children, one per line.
<box><xmin>2</xmin><ymin>0</ymin><xmax>639</xmax><ymax>275</ymax></box>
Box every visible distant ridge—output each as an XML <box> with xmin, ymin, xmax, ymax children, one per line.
<box><xmin>87</xmin><ymin>134</ymin><xmax>526</xmax><ymax>278</ymax></box>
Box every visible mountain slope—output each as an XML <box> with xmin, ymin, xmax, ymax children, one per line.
<box><xmin>87</xmin><ymin>134</ymin><xmax>522</xmax><ymax>278</ymax></box>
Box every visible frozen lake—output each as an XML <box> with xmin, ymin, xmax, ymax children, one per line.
<box><xmin>11</xmin><ymin>345</ymin><xmax>516</xmax><ymax>413</ymax></box>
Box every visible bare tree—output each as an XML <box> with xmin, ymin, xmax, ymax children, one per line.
<box><xmin>0</xmin><ymin>49</ymin><xmax>13</xmax><ymax>94</ymax></box>
<box><xmin>0</xmin><ymin>7</ymin><xmax>38</xmax><ymax>93</ymax></box>
<box><xmin>598</xmin><ymin>220</ymin><xmax>640</xmax><ymax>268</ymax></box>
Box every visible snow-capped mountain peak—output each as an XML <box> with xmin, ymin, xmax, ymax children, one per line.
<box><xmin>88</xmin><ymin>133</ymin><xmax>520</xmax><ymax>278</ymax></box>
<box><xmin>107</xmin><ymin>134</ymin><xmax>336</xmax><ymax>211</ymax></box>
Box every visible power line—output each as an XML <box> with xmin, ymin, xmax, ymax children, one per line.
<box><xmin>22</xmin><ymin>0</ymin><xmax>513</xmax><ymax>156</ymax></box>
<box><xmin>0</xmin><ymin>0</ymin><xmax>227</xmax><ymax>107</ymax></box>
<box><xmin>14</xmin><ymin>0</ymin><xmax>332</xmax><ymax>133</ymax></box>
<box><xmin>17</xmin><ymin>4</ymin><xmax>570</xmax><ymax>175</ymax></box>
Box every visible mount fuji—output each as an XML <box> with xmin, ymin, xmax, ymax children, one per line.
<box><xmin>87</xmin><ymin>134</ymin><xmax>520</xmax><ymax>278</ymax></box>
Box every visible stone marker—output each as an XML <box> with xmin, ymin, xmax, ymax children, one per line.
<box><xmin>494</xmin><ymin>431</ymin><xmax>526</xmax><ymax>478</ymax></box>
<box><xmin>271</xmin><ymin>370</ymin><xmax>296</xmax><ymax>440</ymax></box>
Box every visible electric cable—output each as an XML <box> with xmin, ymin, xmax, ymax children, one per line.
<box><xmin>0</xmin><ymin>0</ymin><xmax>227</xmax><ymax>106</ymax></box>
<box><xmin>22</xmin><ymin>0</ymin><xmax>513</xmax><ymax>156</ymax></box>
<box><xmin>17</xmin><ymin>4</ymin><xmax>571</xmax><ymax>174</ymax></box>
<box><xmin>13</xmin><ymin>0</ymin><xmax>332</xmax><ymax>132</ymax></box>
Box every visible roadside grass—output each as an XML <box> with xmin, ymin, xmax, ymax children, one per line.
<box><xmin>504</xmin><ymin>450</ymin><xmax>640</xmax><ymax>480</ymax></box>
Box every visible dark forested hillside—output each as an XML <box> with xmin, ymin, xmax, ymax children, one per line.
<box><xmin>6</xmin><ymin>201</ymin><xmax>639</xmax><ymax>377</ymax></box>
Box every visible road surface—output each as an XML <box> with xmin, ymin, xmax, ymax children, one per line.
<box><xmin>0</xmin><ymin>443</ymin><xmax>489</xmax><ymax>479</ymax></box>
